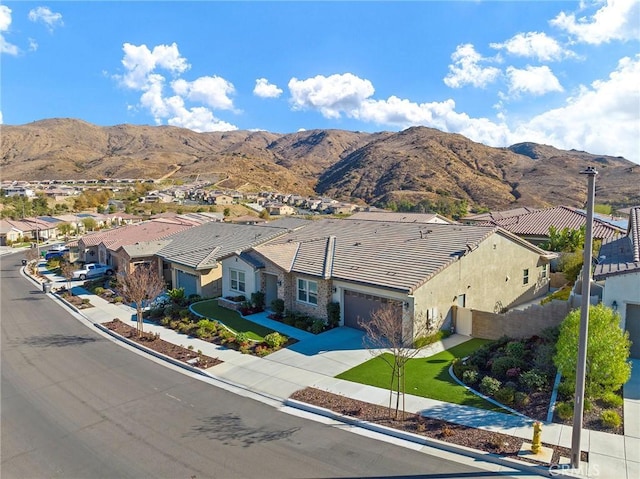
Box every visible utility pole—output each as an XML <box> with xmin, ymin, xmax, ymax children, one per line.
<box><xmin>571</xmin><ymin>166</ymin><xmax>597</xmax><ymax>469</ymax></box>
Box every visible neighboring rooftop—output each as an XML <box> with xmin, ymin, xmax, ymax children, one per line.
<box><xmin>594</xmin><ymin>206</ymin><xmax>640</xmax><ymax>279</ymax></box>
<box><xmin>346</xmin><ymin>211</ymin><xmax>454</xmax><ymax>224</ymax></box>
<box><xmin>473</xmin><ymin>205</ymin><xmax>625</xmax><ymax>240</ymax></box>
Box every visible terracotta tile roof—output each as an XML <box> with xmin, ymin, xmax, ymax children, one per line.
<box><xmin>252</xmin><ymin>218</ymin><xmax>550</xmax><ymax>293</ymax></box>
<box><xmin>476</xmin><ymin>206</ymin><xmax>624</xmax><ymax>239</ymax></box>
<box><xmin>595</xmin><ymin>207</ymin><xmax>640</xmax><ymax>279</ymax></box>
<box><xmin>78</xmin><ymin>220</ymin><xmax>193</xmax><ymax>248</ymax></box>
<box><xmin>463</xmin><ymin>207</ymin><xmax>539</xmax><ymax>223</ymax></box>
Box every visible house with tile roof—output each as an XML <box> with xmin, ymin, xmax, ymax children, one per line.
<box><xmin>346</xmin><ymin>211</ymin><xmax>454</xmax><ymax>224</ymax></box>
<box><xmin>594</xmin><ymin>206</ymin><xmax>640</xmax><ymax>358</ymax></box>
<box><xmin>471</xmin><ymin>205</ymin><xmax>624</xmax><ymax>246</ymax></box>
<box><xmin>153</xmin><ymin>220</ymin><xmax>309</xmax><ymax>298</ymax></box>
<box><xmin>224</xmin><ymin>218</ymin><xmax>554</xmax><ymax>340</ymax></box>
<box><xmin>75</xmin><ymin>219</ymin><xmax>195</xmax><ymax>266</ymax></box>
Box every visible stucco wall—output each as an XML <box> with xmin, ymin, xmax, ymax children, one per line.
<box><xmin>601</xmin><ymin>271</ymin><xmax>640</xmax><ymax>329</ymax></box>
<box><xmin>220</xmin><ymin>256</ymin><xmax>257</xmax><ymax>299</ymax></box>
<box><xmin>411</xmin><ymin>231</ymin><xmax>550</xmax><ymax>337</ymax></box>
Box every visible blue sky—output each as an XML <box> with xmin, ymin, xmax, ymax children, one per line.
<box><xmin>2</xmin><ymin>1</ymin><xmax>639</xmax><ymax>163</ymax></box>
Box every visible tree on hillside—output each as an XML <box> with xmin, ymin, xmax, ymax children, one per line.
<box><xmin>554</xmin><ymin>303</ymin><xmax>631</xmax><ymax>399</ymax></box>
<box><xmin>118</xmin><ymin>264</ymin><xmax>166</xmax><ymax>337</ymax></box>
<box><xmin>359</xmin><ymin>304</ymin><xmax>427</xmax><ymax>419</ymax></box>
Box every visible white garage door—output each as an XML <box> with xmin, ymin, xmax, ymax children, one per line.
<box><xmin>176</xmin><ymin>270</ymin><xmax>198</xmax><ymax>297</ymax></box>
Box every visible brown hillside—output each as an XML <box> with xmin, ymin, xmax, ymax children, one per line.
<box><xmin>1</xmin><ymin>119</ymin><xmax>638</xmax><ymax>209</ymax></box>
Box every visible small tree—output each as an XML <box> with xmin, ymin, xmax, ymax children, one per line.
<box><xmin>554</xmin><ymin>304</ymin><xmax>631</xmax><ymax>399</ymax></box>
<box><xmin>59</xmin><ymin>258</ymin><xmax>76</xmax><ymax>291</ymax></box>
<box><xmin>118</xmin><ymin>264</ymin><xmax>166</xmax><ymax>337</ymax></box>
<box><xmin>57</xmin><ymin>222</ymin><xmax>74</xmax><ymax>239</ymax></box>
<box><xmin>24</xmin><ymin>247</ymin><xmax>39</xmax><ymax>275</ymax></box>
<box><xmin>81</xmin><ymin>217</ymin><xmax>97</xmax><ymax>232</ymax></box>
<box><xmin>359</xmin><ymin>303</ymin><xmax>427</xmax><ymax>419</ymax></box>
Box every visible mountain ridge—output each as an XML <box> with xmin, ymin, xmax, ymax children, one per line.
<box><xmin>2</xmin><ymin>118</ymin><xmax>638</xmax><ymax>210</ymax></box>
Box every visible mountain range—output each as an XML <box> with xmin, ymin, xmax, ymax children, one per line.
<box><xmin>2</xmin><ymin>118</ymin><xmax>638</xmax><ymax>210</ymax></box>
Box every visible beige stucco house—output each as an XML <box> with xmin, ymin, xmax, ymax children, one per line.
<box><xmin>228</xmin><ymin>218</ymin><xmax>554</xmax><ymax>341</ymax></box>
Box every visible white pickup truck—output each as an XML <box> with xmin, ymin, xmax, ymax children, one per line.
<box><xmin>72</xmin><ymin>263</ymin><xmax>115</xmax><ymax>280</ymax></box>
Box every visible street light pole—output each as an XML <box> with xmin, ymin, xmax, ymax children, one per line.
<box><xmin>571</xmin><ymin>166</ymin><xmax>598</xmax><ymax>469</ymax></box>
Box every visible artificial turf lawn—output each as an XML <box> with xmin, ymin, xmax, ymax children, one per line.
<box><xmin>190</xmin><ymin>299</ymin><xmax>275</xmax><ymax>341</ymax></box>
<box><xmin>336</xmin><ymin>338</ymin><xmax>504</xmax><ymax>412</ymax></box>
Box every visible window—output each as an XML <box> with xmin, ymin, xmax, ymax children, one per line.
<box><xmin>523</xmin><ymin>269</ymin><xmax>529</xmax><ymax>285</ymax></box>
<box><xmin>297</xmin><ymin>278</ymin><xmax>318</xmax><ymax>305</ymax></box>
<box><xmin>230</xmin><ymin>269</ymin><xmax>245</xmax><ymax>292</ymax></box>
<box><xmin>541</xmin><ymin>265</ymin><xmax>547</xmax><ymax>279</ymax></box>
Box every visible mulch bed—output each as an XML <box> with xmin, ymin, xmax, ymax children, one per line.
<box><xmin>103</xmin><ymin>318</ymin><xmax>222</xmax><ymax>369</ymax></box>
<box><xmin>290</xmin><ymin>387</ymin><xmax>588</xmax><ymax>466</ymax></box>
<box><xmin>58</xmin><ymin>291</ymin><xmax>94</xmax><ymax>309</ymax></box>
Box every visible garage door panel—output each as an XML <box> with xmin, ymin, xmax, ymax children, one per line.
<box><xmin>344</xmin><ymin>290</ymin><xmax>401</xmax><ymax>330</ymax></box>
<box><xmin>626</xmin><ymin>304</ymin><xmax>640</xmax><ymax>359</ymax></box>
<box><xmin>176</xmin><ymin>270</ymin><xmax>198</xmax><ymax>297</ymax></box>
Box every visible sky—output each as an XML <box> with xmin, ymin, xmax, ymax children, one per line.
<box><xmin>1</xmin><ymin>1</ymin><xmax>639</xmax><ymax>164</ymax></box>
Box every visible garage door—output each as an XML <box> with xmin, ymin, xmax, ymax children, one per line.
<box><xmin>626</xmin><ymin>304</ymin><xmax>640</xmax><ymax>359</ymax></box>
<box><xmin>176</xmin><ymin>270</ymin><xmax>198</xmax><ymax>297</ymax></box>
<box><xmin>343</xmin><ymin>290</ymin><xmax>402</xmax><ymax>330</ymax></box>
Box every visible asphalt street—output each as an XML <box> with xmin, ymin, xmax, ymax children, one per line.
<box><xmin>1</xmin><ymin>252</ymin><xmax>526</xmax><ymax>479</ymax></box>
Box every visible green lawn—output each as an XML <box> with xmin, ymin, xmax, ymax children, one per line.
<box><xmin>336</xmin><ymin>338</ymin><xmax>505</xmax><ymax>412</ymax></box>
<box><xmin>190</xmin><ymin>299</ymin><xmax>275</xmax><ymax>341</ymax></box>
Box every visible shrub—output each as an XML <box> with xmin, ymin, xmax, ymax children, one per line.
<box><xmin>160</xmin><ymin>316</ymin><xmax>171</xmax><ymax>326</ymax></box>
<box><xmin>271</xmin><ymin>298</ymin><xmax>285</xmax><ymax>316</ymax></box>
<box><xmin>254</xmin><ymin>345</ymin><xmax>270</xmax><ymax>357</ymax></box>
<box><xmin>251</xmin><ymin>291</ymin><xmax>265</xmax><ymax>310</ymax></box>
<box><xmin>505</xmin><ymin>341</ymin><xmax>525</xmax><ymax>359</ymax></box>
<box><xmin>294</xmin><ymin>319</ymin><xmax>309</xmax><ymax>331</ymax></box>
<box><xmin>94</xmin><ymin>286</ymin><xmax>105</xmax><ymax>295</ymax></box>
<box><xmin>479</xmin><ymin>376</ymin><xmax>501</xmax><ymax>396</ymax></box>
<box><xmin>584</xmin><ymin>398</ymin><xmax>593</xmax><ymax>412</ymax></box>
<box><xmin>187</xmin><ymin>294</ymin><xmax>202</xmax><ymax>304</ymax></box>
<box><xmin>554</xmin><ymin>304</ymin><xmax>631</xmax><ymax>398</ymax></box>
<box><xmin>311</xmin><ymin>318</ymin><xmax>326</xmax><ymax>334</ymax></box>
<box><xmin>557</xmin><ymin>380</ymin><xmax>575</xmax><ymax>399</ymax></box>
<box><xmin>326</xmin><ymin>301</ymin><xmax>341</xmax><ymax>328</ymax></box>
<box><xmin>491</xmin><ymin>356</ymin><xmax>523</xmax><ymax>380</ymax></box>
<box><xmin>235</xmin><ymin>332</ymin><xmax>250</xmax><ymax>345</ymax></box>
<box><xmin>218</xmin><ymin>328</ymin><xmax>235</xmax><ymax>344</ymax></box>
<box><xmin>506</xmin><ymin>367</ymin><xmax>521</xmax><ymax>379</ymax></box>
<box><xmin>264</xmin><ymin>332</ymin><xmax>287</xmax><ymax>349</ymax></box>
<box><xmin>514</xmin><ymin>391</ymin><xmax>530</xmax><ymax>407</ymax></box>
<box><xmin>179</xmin><ymin>308</ymin><xmax>190</xmax><ymax>319</ymax></box>
<box><xmin>601</xmin><ymin>410</ymin><xmax>622</xmax><ymax>428</ymax></box>
<box><xmin>600</xmin><ymin>391</ymin><xmax>624</xmax><ymax>408</ymax></box>
<box><xmin>519</xmin><ymin>369</ymin><xmax>548</xmax><ymax>392</ymax></box>
<box><xmin>462</xmin><ymin>369</ymin><xmax>478</xmax><ymax>385</ymax></box>
<box><xmin>532</xmin><ymin>343</ymin><xmax>557</xmax><ymax>377</ymax></box>
<box><xmin>555</xmin><ymin>401</ymin><xmax>573</xmax><ymax>421</ymax></box>
<box><xmin>494</xmin><ymin>387</ymin><xmax>516</xmax><ymax>405</ymax></box>
<box><xmin>503</xmin><ymin>381</ymin><xmax>518</xmax><ymax>390</ymax></box>
<box><xmin>113</xmin><ymin>296</ymin><xmax>123</xmax><ymax>303</ymax></box>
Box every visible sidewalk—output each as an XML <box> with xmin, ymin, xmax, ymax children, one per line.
<box><xmin>35</xmin><ymin>264</ymin><xmax>637</xmax><ymax>479</ymax></box>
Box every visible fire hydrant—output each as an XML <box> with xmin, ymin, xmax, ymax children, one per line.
<box><xmin>532</xmin><ymin>421</ymin><xmax>542</xmax><ymax>454</ymax></box>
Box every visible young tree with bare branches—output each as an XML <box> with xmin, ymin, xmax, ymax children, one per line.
<box><xmin>59</xmin><ymin>257</ymin><xmax>76</xmax><ymax>291</ymax></box>
<box><xmin>24</xmin><ymin>247</ymin><xmax>40</xmax><ymax>275</ymax></box>
<box><xmin>359</xmin><ymin>303</ymin><xmax>427</xmax><ymax>420</ymax></box>
<box><xmin>118</xmin><ymin>264</ymin><xmax>166</xmax><ymax>337</ymax></box>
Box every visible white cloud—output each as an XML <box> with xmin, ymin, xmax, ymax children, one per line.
<box><xmin>171</xmin><ymin>76</ymin><xmax>235</xmax><ymax>110</ymax></box>
<box><xmin>0</xmin><ymin>110</ymin><xmax>3</xmax><ymax>124</ymax></box>
<box><xmin>116</xmin><ymin>42</ymin><xmax>237</xmax><ymax>132</ymax></box>
<box><xmin>511</xmin><ymin>54</ymin><xmax>640</xmax><ymax>162</ymax></box>
<box><xmin>119</xmin><ymin>42</ymin><xmax>190</xmax><ymax>90</ymax></box>
<box><xmin>0</xmin><ymin>5</ymin><xmax>19</xmax><ymax>56</ymax></box>
<box><xmin>28</xmin><ymin>38</ymin><xmax>38</xmax><ymax>51</ymax></box>
<box><xmin>505</xmin><ymin>65</ymin><xmax>564</xmax><ymax>96</ymax></box>
<box><xmin>28</xmin><ymin>6</ymin><xmax>63</xmax><ymax>32</ymax></box>
<box><xmin>288</xmin><ymin>73</ymin><xmax>375</xmax><ymax>118</ymax></box>
<box><xmin>551</xmin><ymin>0</ymin><xmax>640</xmax><ymax>44</ymax></box>
<box><xmin>490</xmin><ymin>32</ymin><xmax>572</xmax><ymax>61</ymax></box>
<box><xmin>444</xmin><ymin>44</ymin><xmax>501</xmax><ymax>88</ymax></box>
<box><xmin>253</xmin><ymin>78</ymin><xmax>283</xmax><ymax>98</ymax></box>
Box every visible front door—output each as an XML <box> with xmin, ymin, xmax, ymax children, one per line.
<box><xmin>264</xmin><ymin>273</ymin><xmax>278</xmax><ymax>309</ymax></box>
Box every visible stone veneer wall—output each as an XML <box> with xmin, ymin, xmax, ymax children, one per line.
<box><xmin>471</xmin><ymin>300</ymin><xmax>571</xmax><ymax>340</ymax></box>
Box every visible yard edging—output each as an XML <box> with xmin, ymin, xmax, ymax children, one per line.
<box><xmin>283</xmin><ymin>397</ymin><xmax>579</xmax><ymax>479</ymax></box>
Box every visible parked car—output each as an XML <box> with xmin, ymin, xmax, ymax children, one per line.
<box><xmin>72</xmin><ymin>263</ymin><xmax>114</xmax><ymax>280</ymax></box>
<box><xmin>44</xmin><ymin>248</ymin><xmax>70</xmax><ymax>260</ymax></box>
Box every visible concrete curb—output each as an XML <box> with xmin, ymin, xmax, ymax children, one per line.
<box><xmin>283</xmin><ymin>398</ymin><xmax>585</xmax><ymax>479</ymax></box>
